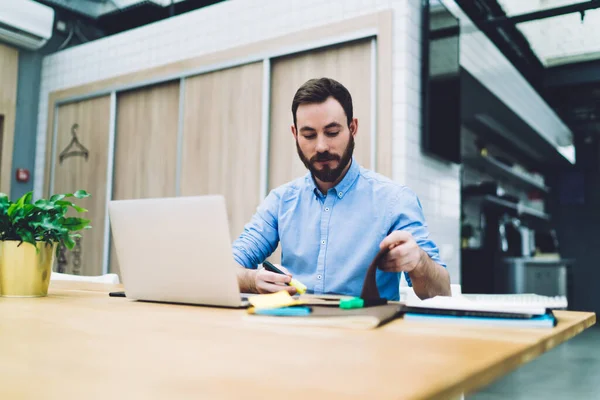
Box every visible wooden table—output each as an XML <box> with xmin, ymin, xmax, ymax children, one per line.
<box><xmin>0</xmin><ymin>282</ymin><xmax>595</xmax><ymax>400</ymax></box>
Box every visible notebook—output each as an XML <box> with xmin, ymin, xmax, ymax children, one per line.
<box><xmin>403</xmin><ymin>312</ymin><xmax>557</xmax><ymax>328</ymax></box>
<box><xmin>404</xmin><ymin>295</ymin><xmax>553</xmax><ymax>318</ymax></box>
<box><xmin>245</xmin><ymin>304</ymin><xmax>403</xmax><ymax>330</ymax></box>
<box><xmin>401</xmin><ymin>294</ymin><xmax>561</xmax><ymax>328</ymax></box>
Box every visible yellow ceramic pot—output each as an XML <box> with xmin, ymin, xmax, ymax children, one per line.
<box><xmin>0</xmin><ymin>241</ymin><xmax>57</xmax><ymax>297</ymax></box>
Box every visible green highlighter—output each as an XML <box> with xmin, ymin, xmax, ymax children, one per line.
<box><xmin>340</xmin><ymin>297</ymin><xmax>387</xmax><ymax>309</ymax></box>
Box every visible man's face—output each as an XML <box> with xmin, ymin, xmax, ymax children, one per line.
<box><xmin>292</xmin><ymin>97</ymin><xmax>357</xmax><ymax>183</ymax></box>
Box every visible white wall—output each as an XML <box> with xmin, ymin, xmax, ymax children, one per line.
<box><xmin>34</xmin><ymin>0</ymin><xmax>462</xmax><ymax>283</ymax></box>
<box><xmin>401</xmin><ymin>0</ymin><xmax>461</xmax><ymax>283</ymax></box>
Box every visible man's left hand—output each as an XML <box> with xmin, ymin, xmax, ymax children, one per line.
<box><xmin>379</xmin><ymin>230</ymin><xmax>451</xmax><ymax>299</ymax></box>
<box><xmin>378</xmin><ymin>231</ymin><xmax>426</xmax><ymax>274</ymax></box>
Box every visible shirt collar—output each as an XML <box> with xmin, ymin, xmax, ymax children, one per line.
<box><xmin>308</xmin><ymin>157</ymin><xmax>360</xmax><ymax>199</ymax></box>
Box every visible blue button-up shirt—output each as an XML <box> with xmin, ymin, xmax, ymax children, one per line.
<box><xmin>232</xmin><ymin>158</ymin><xmax>445</xmax><ymax>300</ymax></box>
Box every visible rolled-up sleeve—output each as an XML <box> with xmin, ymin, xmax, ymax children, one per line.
<box><xmin>388</xmin><ymin>186</ymin><xmax>446</xmax><ymax>286</ymax></box>
<box><xmin>232</xmin><ymin>189</ymin><xmax>281</xmax><ymax>269</ymax></box>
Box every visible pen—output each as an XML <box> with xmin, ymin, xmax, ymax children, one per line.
<box><xmin>262</xmin><ymin>260</ymin><xmax>307</xmax><ymax>294</ymax></box>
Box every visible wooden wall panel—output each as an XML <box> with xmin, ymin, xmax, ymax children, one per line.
<box><xmin>0</xmin><ymin>116</ymin><xmax>4</xmax><ymax>178</ymax></box>
<box><xmin>113</xmin><ymin>81</ymin><xmax>180</xmax><ymax>200</ymax></box>
<box><xmin>52</xmin><ymin>96</ymin><xmax>111</xmax><ymax>276</ymax></box>
<box><xmin>269</xmin><ymin>40</ymin><xmax>372</xmax><ymax>190</ymax></box>
<box><xmin>180</xmin><ymin>63</ymin><xmax>263</xmax><ymax>241</ymax></box>
<box><xmin>44</xmin><ymin>12</ymin><xmax>394</xmax><ymax>203</ymax></box>
<box><xmin>110</xmin><ymin>81</ymin><xmax>180</xmax><ymax>274</ymax></box>
<box><xmin>0</xmin><ymin>43</ymin><xmax>18</xmax><ymax>195</ymax></box>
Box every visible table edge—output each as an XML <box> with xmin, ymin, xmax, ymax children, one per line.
<box><xmin>422</xmin><ymin>311</ymin><xmax>596</xmax><ymax>400</ymax></box>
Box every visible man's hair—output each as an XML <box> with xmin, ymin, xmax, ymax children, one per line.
<box><xmin>291</xmin><ymin>77</ymin><xmax>353</xmax><ymax>128</ymax></box>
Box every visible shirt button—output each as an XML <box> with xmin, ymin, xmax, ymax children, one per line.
<box><xmin>338</xmin><ymin>192</ymin><xmax>343</xmax><ymax>198</ymax></box>
<box><xmin>321</xmin><ymin>240</ymin><xmax>326</xmax><ymax>245</ymax></box>
<box><xmin>325</xmin><ymin>207</ymin><xmax>330</xmax><ymax>211</ymax></box>
<box><xmin>317</xmin><ymin>274</ymin><xmax>322</xmax><ymax>280</ymax></box>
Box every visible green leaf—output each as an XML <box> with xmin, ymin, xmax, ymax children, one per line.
<box><xmin>31</xmin><ymin>219</ymin><xmax>64</xmax><ymax>232</ymax></box>
<box><xmin>0</xmin><ymin>193</ymin><xmax>9</xmax><ymax>208</ymax></box>
<box><xmin>16</xmin><ymin>191</ymin><xmax>33</xmax><ymax>207</ymax></box>
<box><xmin>7</xmin><ymin>203</ymin><xmax>18</xmax><ymax>217</ymax></box>
<box><xmin>60</xmin><ymin>217</ymin><xmax>91</xmax><ymax>231</ymax></box>
<box><xmin>0</xmin><ymin>190</ymin><xmax>91</xmax><ymax>250</ymax></box>
<box><xmin>16</xmin><ymin>228</ymin><xmax>36</xmax><ymax>247</ymax></box>
<box><xmin>63</xmin><ymin>235</ymin><xmax>76</xmax><ymax>250</ymax></box>
<box><xmin>34</xmin><ymin>199</ymin><xmax>56</xmax><ymax>210</ymax></box>
<box><xmin>73</xmin><ymin>190</ymin><xmax>91</xmax><ymax>199</ymax></box>
<box><xmin>55</xmin><ymin>200</ymin><xmax>88</xmax><ymax>213</ymax></box>
<box><xmin>10</xmin><ymin>207</ymin><xmax>25</xmax><ymax>223</ymax></box>
<box><xmin>50</xmin><ymin>194</ymin><xmax>66</xmax><ymax>202</ymax></box>
<box><xmin>54</xmin><ymin>205</ymin><xmax>68</xmax><ymax>218</ymax></box>
<box><xmin>22</xmin><ymin>204</ymin><xmax>36</xmax><ymax>216</ymax></box>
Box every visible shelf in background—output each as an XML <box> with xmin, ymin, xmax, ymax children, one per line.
<box><xmin>463</xmin><ymin>154</ymin><xmax>549</xmax><ymax>194</ymax></box>
<box><xmin>480</xmin><ymin>195</ymin><xmax>550</xmax><ymax>221</ymax></box>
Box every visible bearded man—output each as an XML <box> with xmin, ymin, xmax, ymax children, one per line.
<box><xmin>233</xmin><ymin>77</ymin><xmax>450</xmax><ymax>300</ymax></box>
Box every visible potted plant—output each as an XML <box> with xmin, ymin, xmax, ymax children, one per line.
<box><xmin>0</xmin><ymin>190</ymin><xmax>91</xmax><ymax>297</ymax></box>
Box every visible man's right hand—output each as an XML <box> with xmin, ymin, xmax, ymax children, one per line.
<box><xmin>255</xmin><ymin>264</ymin><xmax>297</xmax><ymax>295</ymax></box>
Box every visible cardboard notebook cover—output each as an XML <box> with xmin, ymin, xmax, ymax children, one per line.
<box><xmin>245</xmin><ymin>304</ymin><xmax>403</xmax><ymax>330</ymax></box>
<box><xmin>246</xmin><ymin>247</ymin><xmax>399</xmax><ymax>330</ymax></box>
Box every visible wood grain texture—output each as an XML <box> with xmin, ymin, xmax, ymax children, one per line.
<box><xmin>110</xmin><ymin>81</ymin><xmax>180</xmax><ymax>275</ymax></box>
<box><xmin>53</xmin><ymin>96</ymin><xmax>111</xmax><ymax>276</ymax></box>
<box><xmin>113</xmin><ymin>81</ymin><xmax>180</xmax><ymax>200</ymax></box>
<box><xmin>44</xmin><ymin>10</ymin><xmax>394</xmax><ymax>197</ymax></box>
<box><xmin>0</xmin><ymin>282</ymin><xmax>594</xmax><ymax>400</ymax></box>
<box><xmin>268</xmin><ymin>39</ymin><xmax>372</xmax><ymax>190</ymax></box>
<box><xmin>0</xmin><ymin>43</ymin><xmax>18</xmax><ymax>195</ymax></box>
<box><xmin>0</xmin><ymin>116</ymin><xmax>4</xmax><ymax>183</ymax></box>
<box><xmin>180</xmin><ymin>63</ymin><xmax>263</xmax><ymax>240</ymax></box>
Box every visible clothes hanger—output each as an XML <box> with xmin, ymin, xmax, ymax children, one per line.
<box><xmin>59</xmin><ymin>123</ymin><xmax>89</xmax><ymax>164</ymax></box>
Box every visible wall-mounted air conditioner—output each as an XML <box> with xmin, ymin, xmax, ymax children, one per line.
<box><xmin>0</xmin><ymin>0</ymin><xmax>55</xmax><ymax>50</ymax></box>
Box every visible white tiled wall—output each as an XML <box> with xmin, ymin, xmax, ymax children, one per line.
<box><xmin>35</xmin><ymin>0</ymin><xmax>465</xmax><ymax>283</ymax></box>
<box><xmin>402</xmin><ymin>0</ymin><xmax>461</xmax><ymax>283</ymax></box>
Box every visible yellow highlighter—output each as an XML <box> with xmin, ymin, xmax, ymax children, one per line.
<box><xmin>262</xmin><ymin>260</ymin><xmax>307</xmax><ymax>294</ymax></box>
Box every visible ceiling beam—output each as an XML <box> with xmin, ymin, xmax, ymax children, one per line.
<box><xmin>479</xmin><ymin>0</ymin><xmax>600</xmax><ymax>29</ymax></box>
<box><xmin>455</xmin><ymin>0</ymin><xmax>545</xmax><ymax>92</ymax></box>
<box><xmin>545</xmin><ymin>58</ymin><xmax>600</xmax><ymax>88</ymax></box>
<box><xmin>35</xmin><ymin>0</ymin><xmax>101</xmax><ymax>21</ymax></box>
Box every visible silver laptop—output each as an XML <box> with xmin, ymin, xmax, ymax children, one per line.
<box><xmin>108</xmin><ymin>195</ymin><xmax>249</xmax><ymax>308</ymax></box>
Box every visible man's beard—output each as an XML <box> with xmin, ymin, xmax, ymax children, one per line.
<box><xmin>296</xmin><ymin>135</ymin><xmax>355</xmax><ymax>183</ymax></box>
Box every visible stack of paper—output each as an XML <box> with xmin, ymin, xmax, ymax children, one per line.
<box><xmin>402</xmin><ymin>295</ymin><xmax>559</xmax><ymax>328</ymax></box>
